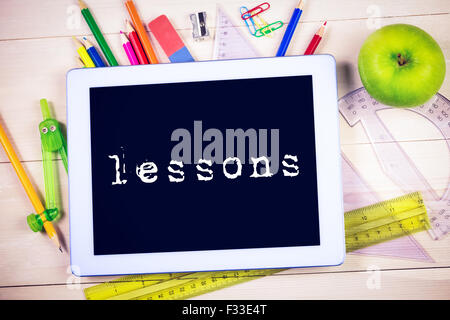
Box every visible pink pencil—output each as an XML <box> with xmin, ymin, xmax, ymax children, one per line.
<box><xmin>120</xmin><ymin>30</ymin><xmax>139</xmax><ymax>65</ymax></box>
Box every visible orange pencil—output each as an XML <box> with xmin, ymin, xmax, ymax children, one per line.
<box><xmin>124</xmin><ymin>0</ymin><xmax>159</xmax><ymax>64</ymax></box>
<box><xmin>0</xmin><ymin>122</ymin><xmax>62</xmax><ymax>252</ymax></box>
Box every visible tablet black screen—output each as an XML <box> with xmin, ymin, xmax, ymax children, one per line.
<box><xmin>90</xmin><ymin>75</ymin><xmax>320</xmax><ymax>255</ymax></box>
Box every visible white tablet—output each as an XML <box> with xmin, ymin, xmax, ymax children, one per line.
<box><xmin>67</xmin><ymin>55</ymin><xmax>345</xmax><ymax>276</ymax></box>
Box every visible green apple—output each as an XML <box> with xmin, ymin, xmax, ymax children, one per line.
<box><xmin>358</xmin><ymin>24</ymin><xmax>446</xmax><ymax>108</ymax></box>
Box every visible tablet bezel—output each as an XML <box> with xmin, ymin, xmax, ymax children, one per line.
<box><xmin>67</xmin><ymin>55</ymin><xmax>345</xmax><ymax>276</ymax></box>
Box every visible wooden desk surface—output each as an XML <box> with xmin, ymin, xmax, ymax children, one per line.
<box><xmin>0</xmin><ymin>0</ymin><xmax>449</xmax><ymax>300</ymax></box>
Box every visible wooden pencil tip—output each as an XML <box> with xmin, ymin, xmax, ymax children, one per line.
<box><xmin>82</xmin><ymin>37</ymin><xmax>92</xmax><ymax>46</ymax></box>
<box><xmin>318</xmin><ymin>21</ymin><xmax>327</xmax><ymax>37</ymax></box>
<box><xmin>72</xmin><ymin>36</ymin><xmax>82</xmax><ymax>46</ymax></box>
<box><xmin>78</xmin><ymin>0</ymin><xmax>87</xmax><ymax>10</ymax></box>
<box><xmin>59</xmin><ymin>246</ymin><xmax>63</xmax><ymax>253</ymax></box>
<box><xmin>297</xmin><ymin>0</ymin><xmax>304</xmax><ymax>9</ymax></box>
<box><xmin>120</xmin><ymin>31</ymin><xmax>128</xmax><ymax>42</ymax></box>
<box><xmin>125</xmin><ymin>20</ymin><xmax>134</xmax><ymax>33</ymax></box>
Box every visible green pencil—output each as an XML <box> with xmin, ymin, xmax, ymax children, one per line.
<box><xmin>78</xmin><ymin>0</ymin><xmax>118</xmax><ymax>66</ymax></box>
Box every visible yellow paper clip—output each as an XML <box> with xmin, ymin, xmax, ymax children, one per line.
<box><xmin>253</xmin><ymin>14</ymin><xmax>273</xmax><ymax>38</ymax></box>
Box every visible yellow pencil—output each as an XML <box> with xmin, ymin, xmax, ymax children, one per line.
<box><xmin>0</xmin><ymin>122</ymin><xmax>62</xmax><ymax>252</ymax></box>
<box><xmin>72</xmin><ymin>36</ymin><xmax>96</xmax><ymax>68</ymax></box>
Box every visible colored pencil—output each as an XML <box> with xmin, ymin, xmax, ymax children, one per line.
<box><xmin>120</xmin><ymin>31</ymin><xmax>139</xmax><ymax>65</ymax></box>
<box><xmin>276</xmin><ymin>0</ymin><xmax>304</xmax><ymax>57</ymax></box>
<box><xmin>304</xmin><ymin>21</ymin><xmax>327</xmax><ymax>55</ymax></box>
<box><xmin>76</xmin><ymin>56</ymin><xmax>86</xmax><ymax>68</ymax></box>
<box><xmin>124</xmin><ymin>0</ymin><xmax>159</xmax><ymax>64</ymax></box>
<box><xmin>126</xmin><ymin>20</ymin><xmax>149</xmax><ymax>65</ymax></box>
<box><xmin>82</xmin><ymin>37</ymin><xmax>106</xmax><ymax>67</ymax></box>
<box><xmin>72</xmin><ymin>37</ymin><xmax>96</xmax><ymax>68</ymax></box>
<box><xmin>78</xmin><ymin>0</ymin><xmax>118</xmax><ymax>66</ymax></box>
<box><xmin>0</xmin><ymin>122</ymin><xmax>62</xmax><ymax>252</ymax></box>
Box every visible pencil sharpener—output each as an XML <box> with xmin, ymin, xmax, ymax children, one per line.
<box><xmin>190</xmin><ymin>12</ymin><xmax>209</xmax><ymax>41</ymax></box>
<box><xmin>27</xmin><ymin>208</ymin><xmax>59</xmax><ymax>232</ymax></box>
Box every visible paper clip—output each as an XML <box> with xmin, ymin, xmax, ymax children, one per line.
<box><xmin>240</xmin><ymin>6</ymin><xmax>257</xmax><ymax>36</ymax></box>
<box><xmin>254</xmin><ymin>20</ymin><xmax>283</xmax><ymax>38</ymax></box>
<box><xmin>241</xmin><ymin>2</ymin><xmax>270</xmax><ymax>20</ymax></box>
<box><xmin>240</xmin><ymin>5</ymin><xmax>272</xmax><ymax>38</ymax></box>
<box><xmin>253</xmin><ymin>15</ymin><xmax>275</xmax><ymax>38</ymax></box>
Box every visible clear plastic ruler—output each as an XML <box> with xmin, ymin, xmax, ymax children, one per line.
<box><xmin>342</xmin><ymin>154</ymin><xmax>432</xmax><ymax>261</ymax></box>
<box><xmin>213</xmin><ymin>7</ymin><xmax>260</xmax><ymax>60</ymax></box>
<box><xmin>339</xmin><ymin>87</ymin><xmax>450</xmax><ymax>240</ymax></box>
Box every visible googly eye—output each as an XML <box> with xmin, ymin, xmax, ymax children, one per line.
<box><xmin>41</xmin><ymin>127</ymin><xmax>48</xmax><ymax>134</ymax></box>
<box><xmin>50</xmin><ymin>125</ymin><xmax>56</xmax><ymax>132</ymax></box>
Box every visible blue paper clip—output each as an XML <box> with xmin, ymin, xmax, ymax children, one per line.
<box><xmin>240</xmin><ymin>6</ymin><xmax>257</xmax><ymax>36</ymax></box>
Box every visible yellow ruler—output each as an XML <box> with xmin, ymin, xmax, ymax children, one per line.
<box><xmin>84</xmin><ymin>269</ymin><xmax>281</xmax><ymax>300</ymax></box>
<box><xmin>84</xmin><ymin>192</ymin><xmax>430</xmax><ymax>300</ymax></box>
<box><xmin>344</xmin><ymin>191</ymin><xmax>430</xmax><ymax>251</ymax></box>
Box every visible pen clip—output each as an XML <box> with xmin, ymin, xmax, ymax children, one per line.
<box><xmin>42</xmin><ymin>149</ymin><xmax>56</xmax><ymax>210</ymax></box>
<box><xmin>39</xmin><ymin>99</ymin><xmax>63</xmax><ymax>210</ymax></box>
<box><xmin>39</xmin><ymin>101</ymin><xmax>65</xmax><ymax>153</ymax></box>
<box><xmin>39</xmin><ymin>99</ymin><xmax>68</xmax><ymax>172</ymax></box>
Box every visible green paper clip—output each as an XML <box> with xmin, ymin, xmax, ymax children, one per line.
<box><xmin>39</xmin><ymin>99</ymin><xmax>68</xmax><ymax>211</ymax></box>
<box><xmin>254</xmin><ymin>20</ymin><xmax>283</xmax><ymax>37</ymax></box>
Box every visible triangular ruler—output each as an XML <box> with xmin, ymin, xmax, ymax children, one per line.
<box><xmin>340</xmin><ymin>88</ymin><xmax>450</xmax><ymax>239</ymax></box>
<box><xmin>342</xmin><ymin>154</ymin><xmax>433</xmax><ymax>262</ymax></box>
<box><xmin>213</xmin><ymin>7</ymin><xmax>260</xmax><ymax>60</ymax></box>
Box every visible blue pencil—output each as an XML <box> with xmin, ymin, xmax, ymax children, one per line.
<box><xmin>276</xmin><ymin>0</ymin><xmax>304</xmax><ymax>57</ymax></box>
<box><xmin>82</xmin><ymin>37</ymin><xmax>106</xmax><ymax>67</ymax></box>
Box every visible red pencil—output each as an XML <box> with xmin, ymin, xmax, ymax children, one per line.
<box><xmin>126</xmin><ymin>19</ymin><xmax>149</xmax><ymax>65</ymax></box>
<box><xmin>304</xmin><ymin>21</ymin><xmax>327</xmax><ymax>55</ymax></box>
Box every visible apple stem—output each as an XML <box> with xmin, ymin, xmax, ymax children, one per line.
<box><xmin>397</xmin><ymin>54</ymin><xmax>407</xmax><ymax>66</ymax></box>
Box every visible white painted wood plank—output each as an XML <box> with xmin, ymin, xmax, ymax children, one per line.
<box><xmin>0</xmin><ymin>0</ymin><xmax>449</xmax><ymax>40</ymax></box>
<box><xmin>191</xmin><ymin>267</ymin><xmax>450</xmax><ymax>300</ymax></box>
<box><xmin>0</xmin><ymin>268</ymin><xmax>448</xmax><ymax>299</ymax></box>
